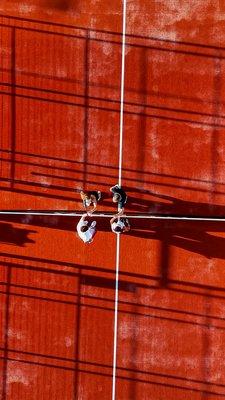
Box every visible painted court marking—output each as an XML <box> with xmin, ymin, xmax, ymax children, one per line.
<box><xmin>0</xmin><ymin>211</ymin><xmax>225</xmax><ymax>222</ymax></box>
<box><xmin>112</xmin><ymin>1</ymin><xmax>127</xmax><ymax>399</ymax></box>
<box><xmin>118</xmin><ymin>0</ymin><xmax>126</xmax><ymax>189</ymax></box>
<box><xmin>112</xmin><ymin>233</ymin><xmax>121</xmax><ymax>400</ymax></box>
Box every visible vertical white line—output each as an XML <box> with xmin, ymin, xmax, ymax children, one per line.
<box><xmin>112</xmin><ymin>2</ymin><xmax>127</xmax><ymax>399</ymax></box>
<box><xmin>118</xmin><ymin>0</ymin><xmax>127</xmax><ymax>188</ymax></box>
<box><xmin>112</xmin><ymin>234</ymin><xmax>120</xmax><ymax>400</ymax></box>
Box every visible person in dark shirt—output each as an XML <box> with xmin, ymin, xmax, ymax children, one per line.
<box><xmin>110</xmin><ymin>184</ymin><xmax>127</xmax><ymax>215</ymax></box>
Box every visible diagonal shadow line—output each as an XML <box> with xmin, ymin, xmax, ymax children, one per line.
<box><xmin>2</xmin><ymin>163</ymin><xmax>225</xmax><ymax>203</ymax></box>
<box><xmin>0</xmin><ymin>257</ymin><xmax>130</xmax><ymax>279</ymax></box>
<box><xmin>0</xmin><ymin>347</ymin><xmax>225</xmax><ymax>389</ymax></box>
<box><xmin>0</xmin><ymin>23</ymin><xmax>222</xmax><ymax>63</ymax></box>
<box><xmin>5</xmin><ymin>264</ymin><xmax>225</xmax><ymax>302</ymax></box>
<box><xmin>0</xmin><ymin>184</ymin><xmax>76</xmax><ymax>202</ymax></box>
<box><xmin>0</xmin><ymin>251</ymin><xmax>225</xmax><ymax>295</ymax></box>
<box><xmin>0</xmin><ymin>22</ymin><xmax>87</xmax><ymax>41</ymax></box>
<box><xmin>0</xmin><ymin>280</ymin><xmax>225</xmax><ymax>324</ymax></box>
<box><xmin>0</xmin><ymin>287</ymin><xmax>225</xmax><ymax>331</ymax></box>
<box><xmin>1</xmin><ymin>12</ymin><xmax>225</xmax><ymax>53</ymax></box>
<box><xmin>2</xmin><ymin>80</ymin><xmax>225</xmax><ymax>120</ymax></box>
<box><xmin>31</xmin><ymin>171</ymin><xmax>225</xmax><ymax>196</ymax></box>
<box><xmin>2</xmin><ymin>147</ymin><xmax>225</xmax><ymax>188</ymax></box>
<box><xmin>1</xmin><ymin>65</ymin><xmax>225</xmax><ymax>110</ymax></box>
<box><xmin>1</xmin><ymin>253</ymin><xmax>225</xmax><ymax>302</ymax></box>
<box><xmin>1</xmin><ymin>88</ymin><xmax>225</xmax><ymax>130</ymax></box>
<box><xmin>0</xmin><ymin>175</ymin><xmax>82</xmax><ymax>201</ymax></box>
<box><xmin>3</xmin><ymin>155</ymin><xmax>224</xmax><ymax>197</ymax></box>
<box><xmin>0</xmin><ymin>354</ymin><xmax>224</xmax><ymax>397</ymax></box>
<box><xmin>1</xmin><ymin>65</ymin><xmax>224</xmax><ymax>116</ymax></box>
<box><xmin>2</xmin><ymin>21</ymin><xmax>224</xmax><ymax>62</ymax></box>
<box><xmin>1</xmin><ymin>246</ymin><xmax>225</xmax><ymax>299</ymax></box>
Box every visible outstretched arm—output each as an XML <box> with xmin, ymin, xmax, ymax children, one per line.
<box><xmin>110</xmin><ymin>216</ymin><xmax>118</xmax><ymax>225</ymax></box>
<box><xmin>87</xmin><ymin>201</ymin><xmax>97</xmax><ymax>215</ymax></box>
<box><xmin>80</xmin><ymin>191</ymin><xmax>88</xmax><ymax>211</ymax></box>
<box><xmin>87</xmin><ymin>194</ymin><xmax>99</xmax><ymax>215</ymax></box>
<box><xmin>81</xmin><ymin>213</ymin><xmax>88</xmax><ymax>221</ymax></box>
<box><xmin>116</xmin><ymin>207</ymin><xmax>124</xmax><ymax>216</ymax></box>
<box><xmin>77</xmin><ymin>214</ymin><xmax>88</xmax><ymax>232</ymax></box>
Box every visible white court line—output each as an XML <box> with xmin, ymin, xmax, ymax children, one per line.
<box><xmin>0</xmin><ymin>211</ymin><xmax>225</xmax><ymax>222</ymax></box>
<box><xmin>112</xmin><ymin>234</ymin><xmax>120</xmax><ymax>400</ymax></box>
<box><xmin>112</xmin><ymin>1</ymin><xmax>127</xmax><ymax>399</ymax></box>
<box><xmin>118</xmin><ymin>0</ymin><xmax>126</xmax><ymax>188</ymax></box>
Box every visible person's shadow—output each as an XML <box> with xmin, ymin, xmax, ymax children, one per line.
<box><xmin>0</xmin><ymin>222</ymin><xmax>36</xmax><ymax>247</ymax></box>
<box><xmin>123</xmin><ymin>187</ymin><xmax>225</xmax><ymax>216</ymax></box>
<box><xmin>123</xmin><ymin>189</ymin><xmax>225</xmax><ymax>257</ymax></box>
<box><xmin>94</xmin><ymin>188</ymin><xmax>225</xmax><ymax>262</ymax></box>
<box><xmin>128</xmin><ymin>218</ymin><xmax>225</xmax><ymax>259</ymax></box>
<box><xmin>1</xmin><ymin>189</ymin><xmax>225</xmax><ymax>258</ymax></box>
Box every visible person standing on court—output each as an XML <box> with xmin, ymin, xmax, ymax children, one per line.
<box><xmin>110</xmin><ymin>215</ymin><xmax>130</xmax><ymax>234</ymax></box>
<box><xmin>110</xmin><ymin>184</ymin><xmax>127</xmax><ymax>215</ymax></box>
<box><xmin>76</xmin><ymin>214</ymin><xmax>97</xmax><ymax>243</ymax></box>
<box><xmin>80</xmin><ymin>190</ymin><xmax>101</xmax><ymax>215</ymax></box>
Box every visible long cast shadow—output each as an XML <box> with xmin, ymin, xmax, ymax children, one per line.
<box><xmin>0</xmin><ymin>222</ymin><xmax>36</xmax><ymax>246</ymax></box>
<box><xmin>124</xmin><ymin>189</ymin><xmax>225</xmax><ymax>216</ymax></box>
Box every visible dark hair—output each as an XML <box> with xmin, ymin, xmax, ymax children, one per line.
<box><xmin>114</xmin><ymin>226</ymin><xmax>122</xmax><ymax>233</ymax></box>
<box><xmin>81</xmin><ymin>225</ymin><xmax>88</xmax><ymax>232</ymax></box>
<box><xmin>113</xmin><ymin>193</ymin><xmax>120</xmax><ymax>202</ymax></box>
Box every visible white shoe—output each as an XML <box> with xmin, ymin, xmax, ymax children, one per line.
<box><xmin>97</xmin><ymin>191</ymin><xmax>101</xmax><ymax>200</ymax></box>
<box><xmin>91</xmin><ymin>221</ymin><xmax>96</xmax><ymax>228</ymax></box>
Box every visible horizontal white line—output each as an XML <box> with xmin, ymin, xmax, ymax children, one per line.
<box><xmin>0</xmin><ymin>211</ymin><xmax>225</xmax><ymax>222</ymax></box>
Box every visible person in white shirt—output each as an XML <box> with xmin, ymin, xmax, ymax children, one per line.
<box><xmin>110</xmin><ymin>215</ymin><xmax>130</xmax><ymax>234</ymax></box>
<box><xmin>77</xmin><ymin>214</ymin><xmax>97</xmax><ymax>243</ymax></box>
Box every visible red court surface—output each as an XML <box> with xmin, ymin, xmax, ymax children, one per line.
<box><xmin>1</xmin><ymin>1</ymin><xmax>225</xmax><ymax>399</ymax></box>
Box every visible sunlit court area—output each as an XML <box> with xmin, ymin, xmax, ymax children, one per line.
<box><xmin>1</xmin><ymin>1</ymin><xmax>225</xmax><ymax>399</ymax></box>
